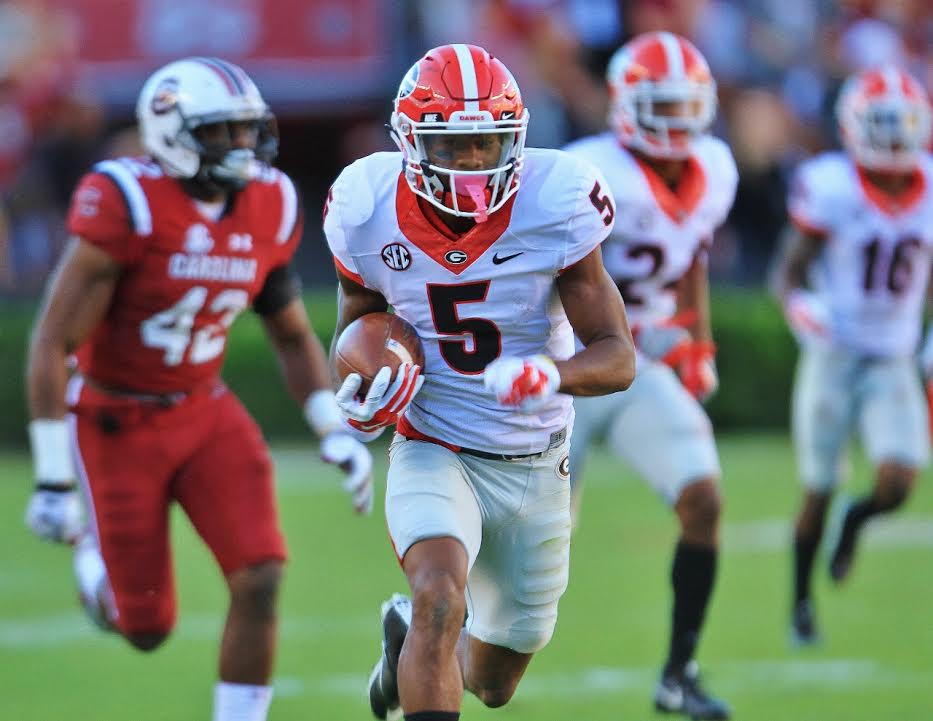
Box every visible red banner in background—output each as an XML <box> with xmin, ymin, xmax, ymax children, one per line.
<box><xmin>55</xmin><ymin>0</ymin><xmax>403</xmax><ymax>110</ymax></box>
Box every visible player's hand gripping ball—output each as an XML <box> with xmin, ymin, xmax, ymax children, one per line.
<box><xmin>334</xmin><ymin>313</ymin><xmax>426</xmax><ymax>439</ymax></box>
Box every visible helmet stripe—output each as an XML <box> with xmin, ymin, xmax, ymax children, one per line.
<box><xmin>658</xmin><ymin>32</ymin><xmax>685</xmax><ymax>80</ymax></box>
<box><xmin>192</xmin><ymin>57</ymin><xmax>242</xmax><ymax>96</ymax></box>
<box><xmin>212</xmin><ymin>57</ymin><xmax>249</xmax><ymax>94</ymax></box>
<box><xmin>452</xmin><ymin>43</ymin><xmax>480</xmax><ymax>111</ymax></box>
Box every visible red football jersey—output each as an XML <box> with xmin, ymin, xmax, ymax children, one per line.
<box><xmin>66</xmin><ymin>156</ymin><xmax>302</xmax><ymax>393</ymax></box>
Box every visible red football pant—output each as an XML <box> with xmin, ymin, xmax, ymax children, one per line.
<box><xmin>70</xmin><ymin>380</ymin><xmax>287</xmax><ymax>636</ymax></box>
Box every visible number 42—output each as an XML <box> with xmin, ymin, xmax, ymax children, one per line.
<box><xmin>140</xmin><ymin>286</ymin><xmax>248</xmax><ymax>366</ymax></box>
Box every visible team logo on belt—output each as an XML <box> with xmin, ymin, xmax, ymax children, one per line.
<box><xmin>556</xmin><ymin>455</ymin><xmax>570</xmax><ymax>479</ymax></box>
<box><xmin>444</xmin><ymin>249</ymin><xmax>468</xmax><ymax>265</ymax></box>
<box><xmin>382</xmin><ymin>243</ymin><xmax>412</xmax><ymax>271</ymax></box>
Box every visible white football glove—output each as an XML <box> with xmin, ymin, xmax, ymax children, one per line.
<box><xmin>304</xmin><ymin>390</ymin><xmax>376</xmax><ymax>514</ymax></box>
<box><xmin>320</xmin><ymin>432</ymin><xmax>374</xmax><ymax>515</ymax></box>
<box><xmin>634</xmin><ymin>322</ymin><xmax>692</xmax><ymax>363</ymax></box>
<box><xmin>26</xmin><ymin>485</ymin><xmax>84</xmax><ymax>544</ymax></box>
<box><xmin>784</xmin><ymin>289</ymin><xmax>831</xmax><ymax>345</ymax></box>
<box><xmin>483</xmin><ymin>355</ymin><xmax>561</xmax><ymax>413</ymax></box>
<box><xmin>26</xmin><ymin>419</ymin><xmax>84</xmax><ymax>544</ymax></box>
<box><xmin>335</xmin><ymin>363</ymin><xmax>424</xmax><ymax>438</ymax></box>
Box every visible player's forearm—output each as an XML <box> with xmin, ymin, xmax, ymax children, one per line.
<box><xmin>27</xmin><ymin>336</ymin><xmax>70</xmax><ymax>420</ymax></box>
<box><xmin>676</xmin><ymin>255</ymin><xmax>712</xmax><ymax>343</ymax></box>
<box><xmin>556</xmin><ymin>335</ymin><xmax>635</xmax><ymax>396</ymax></box>
<box><xmin>687</xmin><ymin>280</ymin><xmax>713</xmax><ymax>344</ymax></box>
<box><xmin>773</xmin><ymin>229</ymin><xmax>822</xmax><ymax>300</ymax></box>
<box><xmin>775</xmin><ymin>256</ymin><xmax>809</xmax><ymax>300</ymax></box>
<box><xmin>330</xmin><ymin>280</ymin><xmax>389</xmax><ymax>383</ymax></box>
<box><xmin>273</xmin><ymin>334</ymin><xmax>346</xmax><ymax>438</ymax></box>
<box><xmin>272</xmin><ymin>331</ymin><xmax>333</xmax><ymax>404</ymax></box>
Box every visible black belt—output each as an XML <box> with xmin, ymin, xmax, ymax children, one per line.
<box><xmin>85</xmin><ymin>377</ymin><xmax>199</xmax><ymax>407</ymax></box>
<box><xmin>459</xmin><ymin>427</ymin><xmax>567</xmax><ymax>462</ymax></box>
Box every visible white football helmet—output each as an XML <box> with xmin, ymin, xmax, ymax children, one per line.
<box><xmin>136</xmin><ymin>57</ymin><xmax>276</xmax><ymax>190</ymax></box>
<box><xmin>607</xmin><ymin>32</ymin><xmax>716</xmax><ymax>159</ymax></box>
<box><xmin>836</xmin><ymin>66</ymin><xmax>932</xmax><ymax>172</ymax></box>
<box><xmin>389</xmin><ymin>43</ymin><xmax>528</xmax><ymax>220</ymax></box>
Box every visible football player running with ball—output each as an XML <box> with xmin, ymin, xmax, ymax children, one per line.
<box><xmin>563</xmin><ymin>32</ymin><xmax>737</xmax><ymax>720</ymax></box>
<box><xmin>777</xmin><ymin>67</ymin><xmax>933</xmax><ymax>646</ymax></box>
<box><xmin>24</xmin><ymin>58</ymin><xmax>372</xmax><ymax>721</ymax></box>
<box><xmin>323</xmin><ymin>44</ymin><xmax>635</xmax><ymax>721</ymax></box>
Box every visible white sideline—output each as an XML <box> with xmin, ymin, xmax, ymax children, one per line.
<box><xmin>0</xmin><ymin>613</ymin><xmax>372</xmax><ymax>649</ymax></box>
<box><xmin>270</xmin><ymin>448</ymin><xmax>933</xmax><ymax>554</ymax></box>
<box><xmin>272</xmin><ymin>659</ymin><xmax>925</xmax><ymax>698</ymax></box>
<box><xmin>722</xmin><ymin>517</ymin><xmax>933</xmax><ymax>553</ymax></box>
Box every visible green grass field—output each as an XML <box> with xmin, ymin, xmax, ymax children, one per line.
<box><xmin>2</xmin><ymin>433</ymin><xmax>932</xmax><ymax>721</ymax></box>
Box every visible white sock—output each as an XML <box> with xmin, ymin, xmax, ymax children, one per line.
<box><xmin>73</xmin><ymin>533</ymin><xmax>106</xmax><ymax>600</ymax></box>
<box><xmin>212</xmin><ymin>682</ymin><xmax>273</xmax><ymax>721</ymax></box>
<box><xmin>73</xmin><ymin>532</ymin><xmax>116</xmax><ymax>627</ymax></box>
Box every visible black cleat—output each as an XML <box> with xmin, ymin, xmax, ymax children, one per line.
<box><xmin>654</xmin><ymin>661</ymin><xmax>731</xmax><ymax>720</ymax></box>
<box><xmin>828</xmin><ymin>501</ymin><xmax>858</xmax><ymax>583</ymax></box>
<box><xmin>368</xmin><ymin>594</ymin><xmax>412</xmax><ymax>721</ymax></box>
<box><xmin>790</xmin><ymin>599</ymin><xmax>820</xmax><ymax>647</ymax></box>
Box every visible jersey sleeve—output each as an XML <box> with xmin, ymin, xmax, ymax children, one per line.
<box><xmin>787</xmin><ymin>158</ymin><xmax>835</xmax><ymax>237</ymax></box>
<box><xmin>271</xmin><ymin>170</ymin><xmax>303</xmax><ymax>266</ymax></box>
<box><xmin>66</xmin><ymin>172</ymin><xmax>140</xmax><ymax>264</ymax></box>
<box><xmin>707</xmin><ymin>139</ymin><xmax>739</xmax><ymax>227</ymax></box>
<box><xmin>561</xmin><ymin>159</ymin><xmax>615</xmax><ymax>272</ymax></box>
<box><xmin>322</xmin><ymin>161</ymin><xmax>368</xmax><ymax>286</ymax></box>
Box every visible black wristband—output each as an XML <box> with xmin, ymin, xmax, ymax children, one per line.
<box><xmin>35</xmin><ymin>482</ymin><xmax>76</xmax><ymax>493</ymax></box>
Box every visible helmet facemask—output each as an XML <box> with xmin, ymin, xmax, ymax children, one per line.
<box><xmin>841</xmin><ymin>97</ymin><xmax>931</xmax><ymax>172</ymax></box>
<box><xmin>137</xmin><ymin>58</ymin><xmax>278</xmax><ymax>196</ymax></box>
<box><xmin>612</xmin><ymin>78</ymin><xmax>716</xmax><ymax>159</ymax></box>
<box><xmin>392</xmin><ymin>110</ymin><xmax>528</xmax><ymax>221</ymax></box>
<box><xmin>179</xmin><ymin>112</ymin><xmax>278</xmax><ymax>193</ymax></box>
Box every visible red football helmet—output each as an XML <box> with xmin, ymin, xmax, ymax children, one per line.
<box><xmin>606</xmin><ymin>32</ymin><xmax>716</xmax><ymax>159</ymax></box>
<box><xmin>836</xmin><ymin>66</ymin><xmax>932</xmax><ymax>172</ymax></box>
<box><xmin>390</xmin><ymin>44</ymin><xmax>529</xmax><ymax>219</ymax></box>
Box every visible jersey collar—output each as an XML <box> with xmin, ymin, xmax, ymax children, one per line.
<box><xmin>855</xmin><ymin>165</ymin><xmax>926</xmax><ymax>216</ymax></box>
<box><xmin>394</xmin><ymin>173</ymin><xmax>516</xmax><ymax>275</ymax></box>
<box><xmin>633</xmin><ymin>154</ymin><xmax>707</xmax><ymax>224</ymax></box>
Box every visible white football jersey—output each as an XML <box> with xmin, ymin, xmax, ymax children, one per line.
<box><xmin>325</xmin><ymin>149</ymin><xmax>615</xmax><ymax>454</ymax></box>
<box><xmin>562</xmin><ymin>133</ymin><xmax>737</xmax><ymax>328</ymax></box>
<box><xmin>788</xmin><ymin>151</ymin><xmax>933</xmax><ymax>356</ymax></box>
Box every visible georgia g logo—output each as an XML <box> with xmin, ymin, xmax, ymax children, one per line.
<box><xmin>556</xmin><ymin>455</ymin><xmax>570</xmax><ymax>480</ymax></box>
<box><xmin>151</xmin><ymin>77</ymin><xmax>180</xmax><ymax>115</ymax></box>
<box><xmin>444</xmin><ymin>249</ymin><xmax>468</xmax><ymax>265</ymax></box>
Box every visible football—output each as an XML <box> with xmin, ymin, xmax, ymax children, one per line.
<box><xmin>334</xmin><ymin>312</ymin><xmax>425</xmax><ymax>396</ymax></box>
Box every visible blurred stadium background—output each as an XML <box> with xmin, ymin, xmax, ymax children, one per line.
<box><xmin>2</xmin><ymin>1</ymin><xmax>932</xmax><ymax>720</ymax></box>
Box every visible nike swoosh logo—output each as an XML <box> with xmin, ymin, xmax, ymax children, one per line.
<box><xmin>492</xmin><ymin>251</ymin><xmax>523</xmax><ymax>265</ymax></box>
